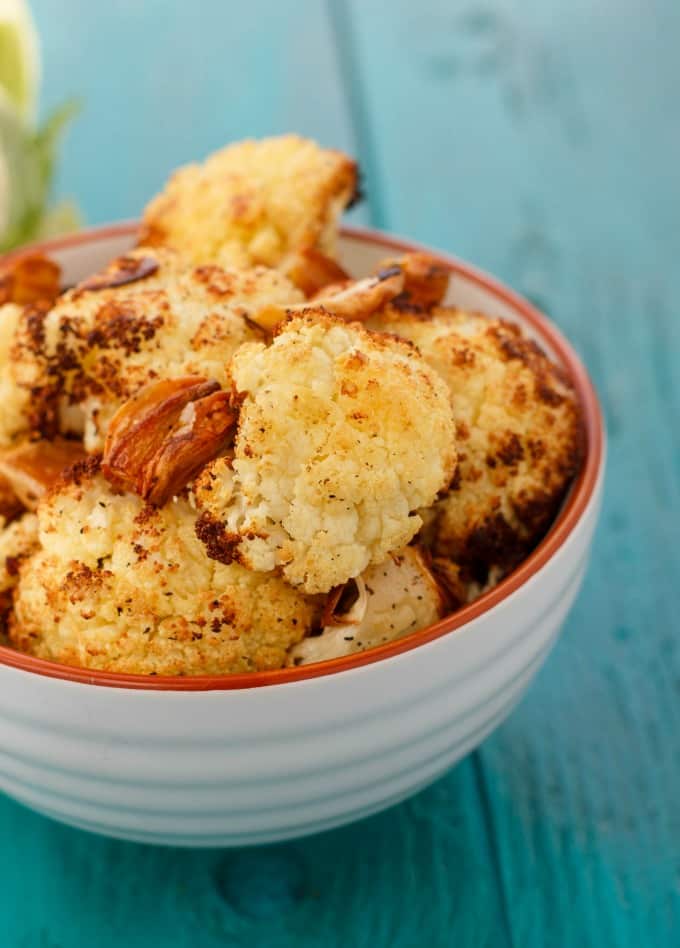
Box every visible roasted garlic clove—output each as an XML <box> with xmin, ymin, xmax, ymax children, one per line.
<box><xmin>77</xmin><ymin>254</ymin><xmax>159</xmax><ymax>293</ymax></box>
<box><xmin>320</xmin><ymin>576</ymin><xmax>369</xmax><ymax>628</ymax></box>
<box><xmin>0</xmin><ymin>253</ymin><xmax>62</xmax><ymax>306</ymax></box>
<box><xmin>372</xmin><ymin>252</ymin><xmax>450</xmax><ymax>309</ymax></box>
<box><xmin>251</xmin><ymin>267</ymin><xmax>405</xmax><ymax>331</ymax></box>
<box><xmin>102</xmin><ymin>377</ymin><xmax>238</xmax><ymax>506</ymax></box>
<box><xmin>287</xmin><ymin>248</ymin><xmax>350</xmax><ymax>297</ymax></box>
<box><xmin>0</xmin><ymin>439</ymin><xmax>87</xmax><ymax>511</ymax></box>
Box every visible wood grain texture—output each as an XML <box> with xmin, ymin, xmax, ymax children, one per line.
<box><xmin>1</xmin><ymin>0</ymin><xmax>678</xmax><ymax>945</ymax></box>
<box><xmin>0</xmin><ymin>765</ymin><xmax>510</xmax><ymax>947</ymax></box>
<box><xmin>31</xmin><ymin>0</ymin><xmax>369</xmax><ymax>226</ymax></box>
<box><xmin>345</xmin><ymin>0</ymin><xmax>680</xmax><ymax>943</ymax></box>
<box><xmin>2</xmin><ymin>2</ymin><xmax>507</xmax><ymax>946</ymax></box>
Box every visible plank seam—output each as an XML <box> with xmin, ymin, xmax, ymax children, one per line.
<box><xmin>326</xmin><ymin>9</ymin><xmax>520</xmax><ymax>941</ymax></box>
<box><xmin>325</xmin><ymin>0</ymin><xmax>389</xmax><ymax>229</ymax></box>
<box><xmin>472</xmin><ymin>751</ymin><xmax>517</xmax><ymax>948</ymax></box>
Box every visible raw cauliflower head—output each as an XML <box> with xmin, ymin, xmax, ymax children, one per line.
<box><xmin>0</xmin><ymin>513</ymin><xmax>39</xmax><ymax>633</ymax></box>
<box><xmin>0</xmin><ymin>302</ymin><xmax>31</xmax><ymax>447</ymax></box>
<box><xmin>9</xmin><ymin>461</ymin><xmax>321</xmax><ymax>675</ymax></box>
<box><xmin>195</xmin><ymin>314</ymin><xmax>457</xmax><ymax>594</ymax></box>
<box><xmin>368</xmin><ymin>306</ymin><xmax>583</xmax><ymax>578</ymax></box>
<box><xmin>140</xmin><ymin>135</ymin><xmax>358</xmax><ymax>279</ymax></box>
<box><xmin>12</xmin><ymin>247</ymin><xmax>303</xmax><ymax>450</ymax></box>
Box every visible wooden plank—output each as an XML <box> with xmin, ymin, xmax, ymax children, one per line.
<box><xmin>1</xmin><ymin>3</ymin><xmax>512</xmax><ymax>947</ymax></box>
<box><xmin>0</xmin><ymin>763</ymin><xmax>510</xmax><ymax>947</ymax></box>
<box><xmin>345</xmin><ymin>0</ymin><xmax>680</xmax><ymax>944</ymax></box>
<box><xmin>30</xmin><ymin>0</ymin><xmax>369</xmax><ymax>226</ymax></box>
<box><xmin>344</xmin><ymin>0</ymin><xmax>680</xmax><ymax>289</ymax></box>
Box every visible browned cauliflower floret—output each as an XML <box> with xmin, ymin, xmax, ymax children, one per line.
<box><xmin>195</xmin><ymin>314</ymin><xmax>457</xmax><ymax>594</ymax></box>
<box><xmin>287</xmin><ymin>547</ymin><xmax>449</xmax><ymax>666</ymax></box>
<box><xmin>140</xmin><ymin>135</ymin><xmax>358</xmax><ymax>282</ymax></box>
<box><xmin>12</xmin><ymin>247</ymin><xmax>302</xmax><ymax>450</ymax></box>
<box><xmin>0</xmin><ymin>513</ymin><xmax>39</xmax><ymax>633</ymax></box>
<box><xmin>9</xmin><ymin>461</ymin><xmax>321</xmax><ymax>675</ymax></box>
<box><xmin>368</xmin><ymin>306</ymin><xmax>583</xmax><ymax>579</ymax></box>
<box><xmin>0</xmin><ymin>302</ymin><xmax>31</xmax><ymax>447</ymax></box>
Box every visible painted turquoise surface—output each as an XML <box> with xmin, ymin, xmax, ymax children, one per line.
<box><xmin>1</xmin><ymin>1</ymin><xmax>678</xmax><ymax>945</ymax></box>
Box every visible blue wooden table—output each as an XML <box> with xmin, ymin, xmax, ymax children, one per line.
<box><xmin>3</xmin><ymin>2</ymin><xmax>678</xmax><ymax>945</ymax></box>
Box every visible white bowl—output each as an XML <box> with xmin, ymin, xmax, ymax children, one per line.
<box><xmin>0</xmin><ymin>225</ymin><xmax>605</xmax><ymax>846</ymax></box>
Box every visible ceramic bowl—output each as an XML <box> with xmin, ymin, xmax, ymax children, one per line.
<box><xmin>0</xmin><ymin>225</ymin><xmax>605</xmax><ymax>846</ymax></box>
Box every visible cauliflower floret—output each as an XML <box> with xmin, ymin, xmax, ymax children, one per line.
<box><xmin>195</xmin><ymin>314</ymin><xmax>457</xmax><ymax>594</ymax></box>
<box><xmin>140</xmin><ymin>135</ymin><xmax>358</xmax><ymax>279</ymax></box>
<box><xmin>0</xmin><ymin>513</ymin><xmax>39</xmax><ymax>633</ymax></box>
<box><xmin>368</xmin><ymin>306</ymin><xmax>583</xmax><ymax>579</ymax></box>
<box><xmin>9</xmin><ymin>461</ymin><xmax>321</xmax><ymax>675</ymax></box>
<box><xmin>287</xmin><ymin>547</ymin><xmax>448</xmax><ymax>665</ymax></box>
<box><xmin>12</xmin><ymin>247</ymin><xmax>303</xmax><ymax>450</ymax></box>
<box><xmin>0</xmin><ymin>302</ymin><xmax>31</xmax><ymax>447</ymax></box>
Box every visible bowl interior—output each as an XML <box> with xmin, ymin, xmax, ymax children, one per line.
<box><xmin>0</xmin><ymin>224</ymin><xmax>603</xmax><ymax>689</ymax></box>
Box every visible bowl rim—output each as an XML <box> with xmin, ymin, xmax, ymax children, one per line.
<box><xmin>0</xmin><ymin>222</ymin><xmax>604</xmax><ymax>691</ymax></box>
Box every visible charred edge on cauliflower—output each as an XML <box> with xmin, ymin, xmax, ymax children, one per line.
<box><xmin>194</xmin><ymin>512</ymin><xmax>238</xmax><ymax>566</ymax></box>
<box><xmin>11</xmin><ymin>248</ymin><xmax>300</xmax><ymax>450</ymax></box>
<box><xmin>451</xmin><ymin>322</ymin><xmax>582</xmax><ymax>576</ymax></box>
<box><xmin>194</xmin><ymin>511</ymin><xmax>270</xmax><ymax>568</ymax></box>
<box><xmin>367</xmin><ymin>305</ymin><xmax>583</xmax><ymax>582</ymax></box>
<box><xmin>53</xmin><ymin>454</ymin><xmax>104</xmax><ymax>492</ymax></box>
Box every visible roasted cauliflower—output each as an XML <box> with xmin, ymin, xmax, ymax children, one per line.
<box><xmin>140</xmin><ymin>135</ymin><xmax>358</xmax><ymax>284</ymax></box>
<box><xmin>287</xmin><ymin>546</ymin><xmax>450</xmax><ymax>666</ymax></box>
<box><xmin>0</xmin><ymin>133</ymin><xmax>586</xmax><ymax>678</ymax></box>
<box><xmin>195</xmin><ymin>314</ymin><xmax>457</xmax><ymax>594</ymax></box>
<box><xmin>9</xmin><ymin>460</ymin><xmax>322</xmax><ymax>675</ymax></box>
<box><xmin>368</xmin><ymin>306</ymin><xmax>583</xmax><ymax>578</ymax></box>
<box><xmin>12</xmin><ymin>247</ymin><xmax>302</xmax><ymax>450</ymax></box>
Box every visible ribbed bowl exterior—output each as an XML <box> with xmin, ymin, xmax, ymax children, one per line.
<box><xmin>0</xmin><ymin>227</ymin><xmax>605</xmax><ymax>845</ymax></box>
<box><xmin>0</xmin><ymin>476</ymin><xmax>601</xmax><ymax>846</ymax></box>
